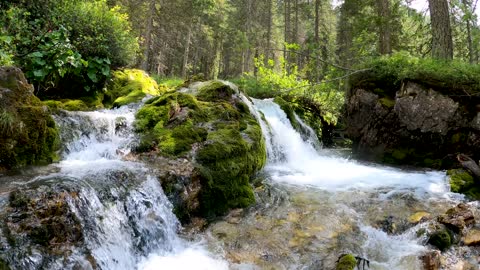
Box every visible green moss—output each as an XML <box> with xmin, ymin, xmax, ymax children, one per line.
<box><xmin>428</xmin><ymin>229</ymin><xmax>452</xmax><ymax>251</ymax></box>
<box><xmin>273</xmin><ymin>96</ymin><xmax>300</xmax><ymax>130</ymax></box>
<box><xmin>379</xmin><ymin>97</ymin><xmax>395</xmax><ymax>108</ymax></box>
<box><xmin>113</xmin><ymin>90</ymin><xmax>146</xmax><ymax>107</ymax></box>
<box><xmin>351</xmin><ymin>51</ymin><xmax>480</xmax><ymax>97</ymax></box>
<box><xmin>43</xmin><ymin>97</ymin><xmax>103</xmax><ymax>111</ymax></box>
<box><xmin>451</xmin><ymin>132</ymin><xmax>467</xmax><ymax>144</ymax></box>
<box><xmin>336</xmin><ymin>254</ymin><xmax>357</xmax><ymax>270</ymax></box>
<box><xmin>448</xmin><ymin>169</ymin><xmax>480</xmax><ymax>200</ymax></box>
<box><xmin>0</xmin><ymin>105</ymin><xmax>60</xmax><ymax>169</ymax></box>
<box><xmin>134</xmin><ymin>82</ymin><xmax>266</xmax><ymax>219</ymax></box>
<box><xmin>105</xmin><ymin>69</ymin><xmax>162</xmax><ymax>108</ymax></box>
<box><xmin>196</xmin><ymin>81</ymin><xmax>236</xmax><ymax>102</ymax></box>
<box><xmin>392</xmin><ymin>149</ymin><xmax>408</xmax><ymax>160</ymax></box>
<box><xmin>62</xmin><ymin>100</ymin><xmax>89</xmax><ymax>111</ymax></box>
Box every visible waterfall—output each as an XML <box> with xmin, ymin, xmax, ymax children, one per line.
<box><xmin>251</xmin><ymin>98</ymin><xmax>448</xmax><ymax>193</ymax></box>
<box><xmin>1</xmin><ymin>103</ymin><xmax>227</xmax><ymax>270</ymax></box>
<box><xmin>244</xmin><ymin>98</ymin><xmax>464</xmax><ymax>269</ymax></box>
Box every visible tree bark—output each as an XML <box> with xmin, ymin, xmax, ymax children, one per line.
<box><xmin>182</xmin><ymin>23</ymin><xmax>192</xmax><ymax>79</ymax></box>
<box><xmin>265</xmin><ymin>0</ymin><xmax>273</xmax><ymax>65</ymax></box>
<box><xmin>376</xmin><ymin>0</ymin><xmax>392</xmax><ymax>55</ymax></box>
<box><xmin>141</xmin><ymin>0</ymin><xmax>155</xmax><ymax>71</ymax></box>
<box><xmin>428</xmin><ymin>0</ymin><xmax>453</xmax><ymax>60</ymax></box>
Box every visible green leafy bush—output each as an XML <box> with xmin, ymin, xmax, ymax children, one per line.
<box><xmin>0</xmin><ymin>0</ymin><xmax>138</xmax><ymax>97</ymax></box>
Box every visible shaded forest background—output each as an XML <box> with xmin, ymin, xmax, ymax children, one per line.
<box><xmin>1</xmin><ymin>0</ymin><xmax>479</xmax><ymax>123</ymax></box>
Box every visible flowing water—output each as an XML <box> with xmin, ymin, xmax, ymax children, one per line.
<box><xmin>0</xmin><ymin>95</ymin><xmax>475</xmax><ymax>270</ymax></box>
<box><xmin>204</xmin><ymin>98</ymin><xmax>469</xmax><ymax>270</ymax></box>
<box><xmin>0</xmin><ymin>102</ymin><xmax>227</xmax><ymax>270</ymax></box>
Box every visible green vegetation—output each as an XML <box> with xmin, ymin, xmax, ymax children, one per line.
<box><xmin>0</xmin><ymin>68</ymin><xmax>60</xmax><ymax>170</ymax></box>
<box><xmin>336</xmin><ymin>254</ymin><xmax>357</xmax><ymax>270</ymax></box>
<box><xmin>0</xmin><ymin>0</ymin><xmax>138</xmax><ymax>97</ymax></box>
<box><xmin>105</xmin><ymin>69</ymin><xmax>161</xmax><ymax>107</ymax></box>
<box><xmin>351</xmin><ymin>52</ymin><xmax>480</xmax><ymax>98</ymax></box>
<box><xmin>428</xmin><ymin>229</ymin><xmax>452</xmax><ymax>251</ymax></box>
<box><xmin>448</xmin><ymin>169</ymin><xmax>480</xmax><ymax>200</ymax></box>
<box><xmin>134</xmin><ymin>81</ymin><xmax>266</xmax><ymax>218</ymax></box>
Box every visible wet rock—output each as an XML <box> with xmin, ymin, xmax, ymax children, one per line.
<box><xmin>420</xmin><ymin>250</ymin><xmax>441</xmax><ymax>270</ymax></box>
<box><xmin>428</xmin><ymin>229</ymin><xmax>453</xmax><ymax>251</ymax></box>
<box><xmin>462</xmin><ymin>228</ymin><xmax>480</xmax><ymax>246</ymax></box>
<box><xmin>336</xmin><ymin>254</ymin><xmax>357</xmax><ymax>270</ymax></box>
<box><xmin>448</xmin><ymin>169</ymin><xmax>480</xmax><ymax>200</ymax></box>
<box><xmin>438</xmin><ymin>204</ymin><xmax>475</xmax><ymax>233</ymax></box>
<box><xmin>409</xmin><ymin>211</ymin><xmax>431</xmax><ymax>224</ymax></box>
<box><xmin>346</xmin><ymin>80</ymin><xmax>480</xmax><ymax>168</ymax></box>
<box><xmin>135</xmin><ymin>80</ymin><xmax>266</xmax><ymax>222</ymax></box>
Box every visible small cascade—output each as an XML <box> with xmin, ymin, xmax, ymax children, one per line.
<box><xmin>0</xmin><ymin>102</ymin><xmax>227</xmax><ymax>270</ymax></box>
<box><xmin>238</xmin><ymin>98</ymin><xmax>466</xmax><ymax>269</ymax></box>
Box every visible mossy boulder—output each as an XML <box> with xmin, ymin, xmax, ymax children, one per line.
<box><xmin>336</xmin><ymin>254</ymin><xmax>357</xmax><ymax>270</ymax></box>
<box><xmin>0</xmin><ymin>67</ymin><xmax>60</xmax><ymax>170</ymax></box>
<box><xmin>134</xmin><ymin>80</ymin><xmax>266</xmax><ymax>220</ymax></box>
<box><xmin>105</xmin><ymin>69</ymin><xmax>162</xmax><ymax>108</ymax></box>
<box><xmin>448</xmin><ymin>169</ymin><xmax>480</xmax><ymax>200</ymax></box>
<box><xmin>428</xmin><ymin>229</ymin><xmax>452</xmax><ymax>251</ymax></box>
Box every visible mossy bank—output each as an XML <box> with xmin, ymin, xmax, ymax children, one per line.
<box><xmin>134</xmin><ymin>80</ymin><xmax>266</xmax><ymax>221</ymax></box>
<box><xmin>0</xmin><ymin>67</ymin><xmax>59</xmax><ymax>171</ymax></box>
<box><xmin>346</xmin><ymin>54</ymin><xmax>480</xmax><ymax>169</ymax></box>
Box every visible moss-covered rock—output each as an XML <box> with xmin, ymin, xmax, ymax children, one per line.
<box><xmin>105</xmin><ymin>69</ymin><xmax>162</xmax><ymax>108</ymax></box>
<box><xmin>135</xmin><ymin>80</ymin><xmax>266</xmax><ymax>220</ymax></box>
<box><xmin>43</xmin><ymin>92</ymin><xmax>105</xmax><ymax>112</ymax></box>
<box><xmin>336</xmin><ymin>254</ymin><xmax>357</xmax><ymax>270</ymax></box>
<box><xmin>0</xmin><ymin>67</ymin><xmax>60</xmax><ymax>170</ymax></box>
<box><xmin>428</xmin><ymin>229</ymin><xmax>452</xmax><ymax>251</ymax></box>
<box><xmin>448</xmin><ymin>169</ymin><xmax>480</xmax><ymax>200</ymax></box>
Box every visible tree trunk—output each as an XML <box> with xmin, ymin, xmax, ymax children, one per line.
<box><xmin>182</xmin><ymin>23</ymin><xmax>192</xmax><ymax>79</ymax></box>
<box><xmin>284</xmin><ymin>0</ymin><xmax>291</xmax><ymax>62</ymax></box>
<box><xmin>314</xmin><ymin>0</ymin><xmax>320</xmax><ymax>44</ymax></box>
<box><xmin>141</xmin><ymin>0</ymin><xmax>155</xmax><ymax>71</ymax></box>
<box><xmin>428</xmin><ymin>0</ymin><xmax>453</xmax><ymax>60</ymax></box>
<box><xmin>376</xmin><ymin>0</ymin><xmax>392</xmax><ymax>55</ymax></box>
<box><xmin>265</xmin><ymin>0</ymin><xmax>273</xmax><ymax>65</ymax></box>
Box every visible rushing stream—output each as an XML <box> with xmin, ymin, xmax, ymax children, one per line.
<box><xmin>0</xmin><ymin>94</ymin><xmax>475</xmax><ymax>270</ymax></box>
<box><xmin>203</xmin><ymin>98</ymin><xmax>468</xmax><ymax>270</ymax></box>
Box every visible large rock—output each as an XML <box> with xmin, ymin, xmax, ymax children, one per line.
<box><xmin>134</xmin><ymin>80</ymin><xmax>266</xmax><ymax>222</ymax></box>
<box><xmin>0</xmin><ymin>67</ymin><xmax>59</xmax><ymax>171</ymax></box>
<box><xmin>346</xmin><ymin>81</ymin><xmax>479</xmax><ymax>168</ymax></box>
<box><xmin>438</xmin><ymin>203</ymin><xmax>475</xmax><ymax>233</ymax></box>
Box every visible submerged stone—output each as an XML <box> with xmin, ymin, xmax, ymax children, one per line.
<box><xmin>463</xmin><ymin>228</ymin><xmax>480</xmax><ymax>246</ymax></box>
<box><xmin>336</xmin><ymin>254</ymin><xmax>357</xmax><ymax>270</ymax></box>
<box><xmin>428</xmin><ymin>229</ymin><xmax>452</xmax><ymax>251</ymax></box>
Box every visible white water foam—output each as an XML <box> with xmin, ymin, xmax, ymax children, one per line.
<box><xmin>52</xmin><ymin>104</ymin><xmax>228</xmax><ymax>270</ymax></box>
<box><xmin>252</xmin><ymin>98</ymin><xmax>449</xmax><ymax>195</ymax></box>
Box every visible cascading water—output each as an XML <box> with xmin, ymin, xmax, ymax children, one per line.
<box><xmin>0</xmin><ymin>102</ymin><xmax>227</xmax><ymax>270</ymax></box>
<box><xmin>204</xmin><ymin>98</ymin><xmax>470</xmax><ymax>270</ymax></box>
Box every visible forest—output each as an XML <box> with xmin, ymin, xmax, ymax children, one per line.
<box><xmin>2</xmin><ymin>0</ymin><xmax>479</xmax><ymax>109</ymax></box>
<box><xmin>2</xmin><ymin>0</ymin><xmax>480</xmax><ymax>270</ymax></box>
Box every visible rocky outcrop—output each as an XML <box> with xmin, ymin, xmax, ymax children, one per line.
<box><xmin>346</xmin><ymin>80</ymin><xmax>480</xmax><ymax>168</ymax></box>
<box><xmin>134</xmin><ymin>81</ymin><xmax>266</xmax><ymax>222</ymax></box>
<box><xmin>0</xmin><ymin>67</ymin><xmax>59</xmax><ymax>171</ymax></box>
